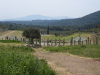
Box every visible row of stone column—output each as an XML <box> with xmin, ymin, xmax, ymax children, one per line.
<box><xmin>4</xmin><ymin>36</ymin><xmax>26</xmax><ymax>42</ymax></box>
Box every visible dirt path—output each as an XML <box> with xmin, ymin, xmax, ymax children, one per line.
<box><xmin>33</xmin><ymin>47</ymin><xmax>100</xmax><ymax>75</ymax></box>
<box><xmin>1</xmin><ymin>30</ymin><xmax>16</xmax><ymax>40</ymax></box>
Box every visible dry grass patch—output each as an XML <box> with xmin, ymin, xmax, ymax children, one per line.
<box><xmin>8</xmin><ymin>30</ymin><xmax>24</xmax><ymax>38</ymax></box>
<box><xmin>0</xmin><ymin>30</ymin><xmax>13</xmax><ymax>36</ymax></box>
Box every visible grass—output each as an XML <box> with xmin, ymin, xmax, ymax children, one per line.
<box><xmin>0</xmin><ymin>45</ymin><xmax>56</xmax><ymax>75</ymax></box>
<box><xmin>5</xmin><ymin>30</ymin><xmax>29</xmax><ymax>41</ymax></box>
<box><xmin>43</xmin><ymin>44</ymin><xmax>100</xmax><ymax>58</ymax></box>
<box><xmin>0</xmin><ymin>42</ymin><xmax>26</xmax><ymax>47</ymax></box>
<box><xmin>41</xmin><ymin>32</ymin><xmax>92</xmax><ymax>41</ymax></box>
<box><xmin>0</xmin><ymin>45</ymin><xmax>35</xmax><ymax>53</ymax></box>
<box><xmin>3</xmin><ymin>30</ymin><xmax>92</xmax><ymax>42</ymax></box>
<box><xmin>7</xmin><ymin>30</ymin><xmax>24</xmax><ymax>38</ymax></box>
<box><xmin>0</xmin><ymin>40</ymin><xmax>24</xmax><ymax>43</ymax></box>
<box><xmin>0</xmin><ymin>30</ymin><xmax>13</xmax><ymax>36</ymax></box>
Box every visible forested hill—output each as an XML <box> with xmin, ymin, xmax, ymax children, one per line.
<box><xmin>49</xmin><ymin>11</ymin><xmax>100</xmax><ymax>26</ymax></box>
<box><xmin>0</xmin><ymin>11</ymin><xmax>100</xmax><ymax>26</ymax></box>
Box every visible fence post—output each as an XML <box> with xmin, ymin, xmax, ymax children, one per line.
<box><xmin>36</xmin><ymin>39</ymin><xmax>37</xmax><ymax>45</ymax></box>
<box><xmin>70</xmin><ymin>37</ymin><xmax>73</xmax><ymax>46</ymax></box>
<box><xmin>44</xmin><ymin>38</ymin><xmax>45</xmax><ymax>46</ymax></box>
<box><xmin>78</xmin><ymin>40</ymin><xmax>79</xmax><ymax>45</ymax></box>
<box><xmin>63</xmin><ymin>39</ymin><xmax>65</xmax><ymax>46</ymax></box>
<box><xmin>70</xmin><ymin>40</ymin><xmax>71</xmax><ymax>46</ymax></box>
<box><xmin>6</xmin><ymin>36</ymin><xmax>8</xmax><ymax>40</ymax></box>
<box><xmin>21</xmin><ymin>38</ymin><xmax>22</xmax><ymax>41</ymax></box>
<box><xmin>2</xmin><ymin>38</ymin><xmax>3</xmax><ymax>40</ymax></box>
<box><xmin>24</xmin><ymin>38</ymin><xmax>26</xmax><ymax>42</ymax></box>
<box><xmin>90</xmin><ymin>39</ymin><xmax>91</xmax><ymax>44</ymax></box>
<box><xmin>55</xmin><ymin>39</ymin><xmax>57</xmax><ymax>46</ymax></box>
<box><xmin>59</xmin><ymin>38</ymin><xmax>60</xmax><ymax>46</ymax></box>
<box><xmin>82</xmin><ymin>41</ymin><xmax>83</xmax><ymax>45</ymax></box>
<box><xmin>29</xmin><ymin>38</ymin><xmax>30</xmax><ymax>43</ymax></box>
<box><xmin>72</xmin><ymin>37</ymin><xmax>73</xmax><ymax>46</ymax></box>
<box><xmin>9</xmin><ymin>38</ymin><xmax>10</xmax><ymax>40</ymax></box>
<box><xmin>15</xmin><ymin>36</ymin><xmax>17</xmax><ymax>40</ymax></box>
<box><xmin>74</xmin><ymin>40</ymin><xmax>76</xmax><ymax>46</ymax></box>
<box><xmin>17</xmin><ymin>39</ymin><xmax>18</xmax><ymax>41</ymax></box>
<box><xmin>47</xmin><ymin>39</ymin><xmax>48</xmax><ymax>46</ymax></box>
<box><xmin>80</xmin><ymin>37</ymin><xmax>81</xmax><ymax>45</ymax></box>
<box><xmin>39</xmin><ymin>38</ymin><xmax>41</xmax><ymax>47</ymax></box>
<box><xmin>88</xmin><ymin>37</ymin><xmax>89</xmax><ymax>44</ymax></box>
<box><xmin>48</xmin><ymin>38</ymin><xmax>49</xmax><ymax>46</ymax></box>
<box><xmin>7</xmin><ymin>36</ymin><xmax>8</xmax><ymax>40</ymax></box>
<box><xmin>22</xmin><ymin>38</ymin><xmax>24</xmax><ymax>42</ymax></box>
<box><xmin>86</xmin><ymin>40</ymin><xmax>87</xmax><ymax>44</ymax></box>
<box><xmin>51</xmin><ymin>39</ymin><xmax>53</xmax><ymax>46</ymax></box>
<box><xmin>33</xmin><ymin>39</ymin><xmax>34</xmax><ymax>44</ymax></box>
<box><xmin>96</xmin><ymin>37</ymin><xmax>98</xmax><ymax>45</ymax></box>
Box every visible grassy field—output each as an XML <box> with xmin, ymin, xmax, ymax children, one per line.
<box><xmin>8</xmin><ymin>30</ymin><xmax>24</xmax><ymax>38</ymax></box>
<box><xmin>0</xmin><ymin>30</ymin><xmax>13</xmax><ymax>36</ymax></box>
<box><xmin>1</xmin><ymin>30</ymin><xmax>94</xmax><ymax>43</ymax></box>
<box><xmin>0</xmin><ymin>40</ymin><xmax>24</xmax><ymax>43</ymax></box>
<box><xmin>43</xmin><ymin>44</ymin><xmax>100</xmax><ymax>58</ymax></box>
<box><xmin>41</xmin><ymin>32</ymin><xmax>93</xmax><ymax>41</ymax></box>
<box><xmin>0</xmin><ymin>41</ymin><xmax>56</xmax><ymax>75</ymax></box>
<box><xmin>3</xmin><ymin>30</ymin><xmax>92</xmax><ymax>41</ymax></box>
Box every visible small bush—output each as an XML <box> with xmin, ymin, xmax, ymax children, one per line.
<box><xmin>54</xmin><ymin>33</ymin><xmax>59</xmax><ymax>37</ymax></box>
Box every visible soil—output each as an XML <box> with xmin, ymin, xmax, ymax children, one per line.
<box><xmin>33</xmin><ymin>47</ymin><xmax>100</xmax><ymax>75</ymax></box>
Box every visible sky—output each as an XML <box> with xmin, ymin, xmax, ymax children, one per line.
<box><xmin>0</xmin><ymin>0</ymin><xmax>100</xmax><ymax>20</ymax></box>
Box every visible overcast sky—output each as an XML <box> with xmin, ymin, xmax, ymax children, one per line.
<box><xmin>0</xmin><ymin>0</ymin><xmax>100</xmax><ymax>20</ymax></box>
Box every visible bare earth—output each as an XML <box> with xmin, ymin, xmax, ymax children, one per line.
<box><xmin>33</xmin><ymin>47</ymin><xmax>100</xmax><ymax>75</ymax></box>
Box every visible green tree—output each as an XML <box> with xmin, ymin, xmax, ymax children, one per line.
<box><xmin>22</xmin><ymin>28</ymin><xmax>41</xmax><ymax>44</ymax></box>
<box><xmin>54</xmin><ymin>33</ymin><xmax>59</xmax><ymax>37</ymax></box>
<box><xmin>1</xmin><ymin>26</ymin><xmax>6</xmax><ymax>31</ymax></box>
<box><xmin>9</xmin><ymin>24</ymin><xmax>12</xmax><ymax>29</ymax></box>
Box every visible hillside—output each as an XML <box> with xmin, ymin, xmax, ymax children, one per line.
<box><xmin>49</xmin><ymin>11</ymin><xmax>100</xmax><ymax>26</ymax></box>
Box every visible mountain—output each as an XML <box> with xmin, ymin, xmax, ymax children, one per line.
<box><xmin>1</xmin><ymin>11</ymin><xmax>100</xmax><ymax>26</ymax></box>
<box><xmin>4</xmin><ymin>15</ymin><xmax>71</xmax><ymax>21</ymax></box>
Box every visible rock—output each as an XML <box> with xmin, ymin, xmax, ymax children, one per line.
<box><xmin>24</xmin><ymin>44</ymin><xmax>30</xmax><ymax>47</ymax></box>
<box><xmin>56</xmin><ymin>45</ymin><xmax>63</xmax><ymax>47</ymax></box>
